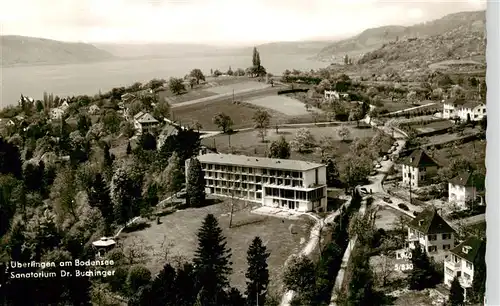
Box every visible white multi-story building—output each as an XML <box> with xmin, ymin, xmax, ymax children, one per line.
<box><xmin>400</xmin><ymin>149</ymin><xmax>439</xmax><ymax>188</ymax></box>
<box><xmin>442</xmin><ymin>99</ymin><xmax>486</xmax><ymax>122</ymax></box>
<box><xmin>448</xmin><ymin>171</ymin><xmax>480</xmax><ymax>210</ymax></box>
<box><xmin>444</xmin><ymin>236</ymin><xmax>486</xmax><ymax>301</ymax></box>
<box><xmin>193</xmin><ymin>153</ymin><xmax>327</xmax><ymax>212</ymax></box>
<box><xmin>324</xmin><ymin>90</ymin><xmax>348</xmax><ymax>100</ymax></box>
<box><xmin>407</xmin><ymin>208</ymin><xmax>456</xmax><ymax>258</ymax></box>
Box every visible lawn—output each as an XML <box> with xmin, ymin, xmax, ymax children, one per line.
<box><xmin>408</xmin><ymin>120</ymin><xmax>453</xmax><ymax>134</ymax></box>
<box><xmin>378</xmin><ymin>100</ymin><xmax>414</xmax><ymax>113</ymax></box>
<box><xmin>119</xmin><ymin>200</ymin><xmax>311</xmax><ymax>293</ymax></box>
<box><xmin>247</xmin><ymin>95</ymin><xmax>322</xmax><ymax>116</ymax></box>
<box><xmin>206</xmin><ymin>81</ymin><xmax>270</xmax><ymax>95</ymax></box>
<box><xmin>170</xmin><ymin>99</ymin><xmax>320</xmax><ymax>131</ymax></box>
<box><xmin>432</xmin><ymin>138</ymin><xmax>486</xmax><ymax>168</ymax></box>
<box><xmin>201</xmin><ymin>125</ymin><xmax>376</xmax><ymax>163</ymax></box>
<box><xmin>374</xmin><ymin>206</ymin><xmax>406</xmax><ymax>230</ymax></box>
<box><xmin>159</xmin><ymin>89</ymin><xmax>217</xmax><ymax>104</ymax></box>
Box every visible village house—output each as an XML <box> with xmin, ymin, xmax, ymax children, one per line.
<box><xmin>406</xmin><ymin>208</ymin><xmax>456</xmax><ymax>258</ymax></box>
<box><xmin>448</xmin><ymin>171</ymin><xmax>481</xmax><ymax>210</ymax></box>
<box><xmin>400</xmin><ymin>149</ymin><xmax>439</xmax><ymax>188</ymax></box>
<box><xmin>121</xmin><ymin>93</ymin><xmax>136</xmax><ymax>103</ymax></box>
<box><xmin>88</xmin><ymin>104</ymin><xmax>100</xmax><ymax>115</ymax></box>
<box><xmin>133</xmin><ymin>111</ymin><xmax>160</xmax><ymax>134</ymax></box>
<box><xmin>50</xmin><ymin>107</ymin><xmax>65</xmax><ymax>120</ymax></box>
<box><xmin>324</xmin><ymin>90</ymin><xmax>348</xmax><ymax>100</ymax></box>
<box><xmin>444</xmin><ymin>236</ymin><xmax>486</xmax><ymax>301</ymax></box>
<box><xmin>442</xmin><ymin>99</ymin><xmax>486</xmax><ymax>122</ymax></box>
<box><xmin>188</xmin><ymin>153</ymin><xmax>327</xmax><ymax>212</ymax></box>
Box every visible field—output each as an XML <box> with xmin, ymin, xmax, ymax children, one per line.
<box><xmin>247</xmin><ymin>95</ymin><xmax>321</xmax><ymax>116</ymax></box>
<box><xmin>408</xmin><ymin>120</ymin><xmax>453</xmax><ymax>134</ymax></box>
<box><xmin>119</xmin><ymin>200</ymin><xmax>311</xmax><ymax>293</ymax></box>
<box><xmin>374</xmin><ymin>206</ymin><xmax>406</xmax><ymax>230</ymax></box>
<box><xmin>432</xmin><ymin>138</ymin><xmax>485</xmax><ymax>167</ymax></box>
<box><xmin>171</xmin><ymin>100</ymin><xmax>290</xmax><ymax>130</ymax></box>
<box><xmin>160</xmin><ymin>89</ymin><xmax>217</xmax><ymax>104</ymax></box>
<box><xmin>207</xmin><ymin>81</ymin><xmax>270</xmax><ymax>94</ymax></box>
<box><xmin>201</xmin><ymin>125</ymin><xmax>376</xmax><ymax>162</ymax></box>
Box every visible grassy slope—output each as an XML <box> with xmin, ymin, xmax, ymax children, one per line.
<box><xmin>0</xmin><ymin>35</ymin><xmax>116</xmax><ymax>66</ymax></box>
<box><xmin>316</xmin><ymin>10</ymin><xmax>485</xmax><ymax>61</ymax></box>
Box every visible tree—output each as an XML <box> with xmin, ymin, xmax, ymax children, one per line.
<box><xmin>376</xmin><ymin>254</ymin><xmax>395</xmax><ymax>287</ymax></box>
<box><xmin>139</xmin><ymin>132</ymin><xmax>157</xmax><ymax>151</ymax></box>
<box><xmin>193</xmin><ymin>214</ymin><xmax>233</xmax><ymax>306</ymax></box>
<box><xmin>269</xmin><ymin>136</ymin><xmax>291</xmax><ymax>159</ymax></box>
<box><xmin>471</xmin><ymin>240</ymin><xmax>486</xmax><ymax>303</ymax></box>
<box><xmin>213</xmin><ymin>70</ymin><xmax>222</xmax><ymax>77</ymax></box>
<box><xmin>337</xmin><ymin>125</ymin><xmax>351</xmax><ymax>142</ymax></box>
<box><xmin>88</xmin><ymin>173</ymin><xmax>113</xmax><ymax>234</ymax></box>
<box><xmin>148</xmin><ymin>78</ymin><xmax>166</xmax><ymax>91</ymax></box>
<box><xmin>317</xmin><ymin>136</ymin><xmax>336</xmax><ymax>159</ymax></box>
<box><xmin>408</xmin><ymin>244</ymin><xmax>434</xmax><ymax>290</ymax></box>
<box><xmin>111</xmin><ymin>166</ymin><xmax>143</xmax><ymax>226</ymax></box>
<box><xmin>76</xmin><ymin>114</ymin><xmax>91</xmax><ymax>135</ymax></box>
<box><xmin>290</xmin><ymin>128</ymin><xmax>316</xmax><ymax>153</ymax></box>
<box><xmin>213</xmin><ymin>113</ymin><xmax>233</xmax><ymax>134</ymax></box>
<box><xmin>348</xmin><ymin>106</ymin><xmax>364</xmax><ymax>126</ymax></box>
<box><xmin>169</xmin><ymin>77</ymin><xmax>185</xmax><ymax>95</ymax></box>
<box><xmin>126</xmin><ymin>141</ymin><xmax>132</xmax><ymax>155</ymax></box>
<box><xmin>190</xmin><ymin>69</ymin><xmax>206</xmax><ymax>84</ymax></box>
<box><xmin>163</xmin><ymin>152</ymin><xmax>184</xmax><ymax>198</ymax></box>
<box><xmin>186</xmin><ymin>158</ymin><xmax>205</xmax><ymax>207</ymax></box>
<box><xmin>252</xmin><ymin>47</ymin><xmax>261</xmax><ymax>67</ymax></box>
<box><xmin>120</xmin><ymin>121</ymin><xmax>136</xmax><ymax>138</ymax></box>
<box><xmin>245</xmin><ymin>237</ymin><xmax>270</xmax><ymax>306</ymax></box>
<box><xmin>449</xmin><ymin>276</ymin><xmax>464</xmax><ymax>306</ymax></box>
<box><xmin>153</xmin><ymin>99</ymin><xmax>171</xmax><ymax>120</ymax></box>
<box><xmin>346</xmin><ymin>247</ymin><xmax>376</xmax><ymax>305</ymax></box>
<box><xmin>102</xmin><ymin>109</ymin><xmax>121</xmax><ymax>134</ymax></box>
<box><xmin>0</xmin><ymin>138</ymin><xmax>22</xmax><ymax>179</ymax></box>
<box><xmin>339</xmin><ymin>152</ymin><xmax>372</xmax><ymax>188</ymax></box>
<box><xmin>283</xmin><ymin>256</ymin><xmax>316</xmax><ymax>300</ymax></box>
<box><xmin>128</xmin><ymin>265</ymin><xmax>152</xmax><ymax>293</ymax></box>
<box><xmin>325</xmin><ymin>159</ymin><xmax>339</xmax><ymax>187</ymax></box>
<box><xmin>252</xmin><ymin>110</ymin><xmax>271</xmax><ymax>142</ymax></box>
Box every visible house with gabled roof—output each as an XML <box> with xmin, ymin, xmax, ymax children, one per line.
<box><xmin>400</xmin><ymin>149</ymin><xmax>439</xmax><ymax>187</ymax></box>
<box><xmin>133</xmin><ymin>111</ymin><xmax>159</xmax><ymax>134</ymax></box>
<box><xmin>448</xmin><ymin>171</ymin><xmax>483</xmax><ymax>210</ymax></box>
<box><xmin>444</xmin><ymin>236</ymin><xmax>486</xmax><ymax>301</ymax></box>
<box><xmin>407</xmin><ymin>208</ymin><xmax>456</xmax><ymax>257</ymax></box>
<box><xmin>442</xmin><ymin>98</ymin><xmax>486</xmax><ymax>122</ymax></box>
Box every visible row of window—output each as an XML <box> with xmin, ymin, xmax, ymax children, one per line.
<box><xmin>201</xmin><ymin>164</ymin><xmax>303</xmax><ymax>178</ymax></box>
<box><xmin>208</xmin><ymin>187</ymin><xmax>262</xmax><ymax>200</ymax></box>
<box><xmin>410</xmin><ymin>231</ymin><xmax>452</xmax><ymax>241</ymax></box>
<box><xmin>204</xmin><ymin>172</ymin><xmax>304</xmax><ymax>187</ymax></box>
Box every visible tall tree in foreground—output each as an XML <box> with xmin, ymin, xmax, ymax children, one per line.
<box><xmin>269</xmin><ymin>136</ymin><xmax>291</xmax><ymax>159</ymax></box>
<box><xmin>193</xmin><ymin>214</ymin><xmax>233</xmax><ymax>306</ymax></box>
<box><xmin>448</xmin><ymin>276</ymin><xmax>464</xmax><ymax>306</ymax></box>
<box><xmin>283</xmin><ymin>256</ymin><xmax>316</xmax><ymax>303</ymax></box>
<box><xmin>245</xmin><ymin>237</ymin><xmax>270</xmax><ymax>306</ymax></box>
<box><xmin>186</xmin><ymin>158</ymin><xmax>205</xmax><ymax>207</ymax></box>
<box><xmin>408</xmin><ymin>244</ymin><xmax>434</xmax><ymax>290</ymax></box>
<box><xmin>471</xmin><ymin>239</ymin><xmax>486</xmax><ymax>303</ymax></box>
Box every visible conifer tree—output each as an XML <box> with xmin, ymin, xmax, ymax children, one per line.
<box><xmin>193</xmin><ymin>214</ymin><xmax>232</xmax><ymax>306</ymax></box>
<box><xmin>449</xmin><ymin>276</ymin><xmax>464</xmax><ymax>306</ymax></box>
<box><xmin>408</xmin><ymin>244</ymin><xmax>434</xmax><ymax>290</ymax></box>
<box><xmin>186</xmin><ymin>158</ymin><xmax>205</xmax><ymax>207</ymax></box>
<box><xmin>245</xmin><ymin>236</ymin><xmax>270</xmax><ymax>306</ymax></box>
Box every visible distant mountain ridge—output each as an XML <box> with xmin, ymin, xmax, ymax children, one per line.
<box><xmin>316</xmin><ymin>10</ymin><xmax>486</xmax><ymax>61</ymax></box>
<box><xmin>0</xmin><ymin>35</ymin><xmax>116</xmax><ymax>67</ymax></box>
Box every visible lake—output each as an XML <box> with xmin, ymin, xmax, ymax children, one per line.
<box><xmin>0</xmin><ymin>54</ymin><xmax>327</xmax><ymax>107</ymax></box>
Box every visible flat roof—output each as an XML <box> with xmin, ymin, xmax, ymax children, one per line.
<box><xmin>198</xmin><ymin>153</ymin><xmax>324</xmax><ymax>171</ymax></box>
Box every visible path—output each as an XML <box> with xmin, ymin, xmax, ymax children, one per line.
<box><xmin>384</xmin><ymin>102</ymin><xmax>437</xmax><ymax>116</ymax></box>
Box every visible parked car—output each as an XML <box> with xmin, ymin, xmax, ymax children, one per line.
<box><xmin>398</xmin><ymin>203</ymin><xmax>410</xmax><ymax>211</ymax></box>
<box><xmin>375</xmin><ymin>164</ymin><xmax>382</xmax><ymax>169</ymax></box>
<box><xmin>360</xmin><ymin>187</ymin><xmax>368</xmax><ymax>194</ymax></box>
<box><xmin>383</xmin><ymin>197</ymin><xmax>392</xmax><ymax>203</ymax></box>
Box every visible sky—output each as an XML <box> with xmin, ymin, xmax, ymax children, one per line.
<box><xmin>0</xmin><ymin>0</ymin><xmax>487</xmax><ymax>45</ymax></box>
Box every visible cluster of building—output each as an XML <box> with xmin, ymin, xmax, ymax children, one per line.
<box><xmin>441</xmin><ymin>98</ymin><xmax>486</xmax><ymax>122</ymax></box>
<box><xmin>399</xmin><ymin>148</ymin><xmax>483</xmax><ymax>210</ymax></box>
<box><xmin>401</xmin><ymin>207</ymin><xmax>485</xmax><ymax>301</ymax></box>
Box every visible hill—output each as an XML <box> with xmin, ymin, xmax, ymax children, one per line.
<box><xmin>0</xmin><ymin>35</ymin><xmax>116</xmax><ymax>67</ymax></box>
<box><xmin>316</xmin><ymin>10</ymin><xmax>485</xmax><ymax>62</ymax></box>
<box><xmin>355</xmin><ymin>11</ymin><xmax>485</xmax><ymax>72</ymax></box>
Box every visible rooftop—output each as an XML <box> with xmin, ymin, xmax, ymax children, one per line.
<box><xmin>408</xmin><ymin>208</ymin><xmax>456</xmax><ymax>234</ymax></box>
<box><xmin>400</xmin><ymin>149</ymin><xmax>439</xmax><ymax>168</ymax></box>
<box><xmin>449</xmin><ymin>171</ymin><xmax>478</xmax><ymax>187</ymax></box>
<box><xmin>450</xmin><ymin>236</ymin><xmax>485</xmax><ymax>263</ymax></box>
<box><xmin>197</xmin><ymin>153</ymin><xmax>325</xmax><ymax>171</ymax></box>
<box><xmin>134</xmin><ymin>112</ymin><xmax>159</xmax><ymax>124</ymax></box>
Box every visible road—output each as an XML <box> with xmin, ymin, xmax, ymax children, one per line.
<box><xmin>171</xmin><ymin>86</ymin><xmax>283</xmax><ymax>109</ymax></box>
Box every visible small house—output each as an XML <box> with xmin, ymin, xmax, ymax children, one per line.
<box><xmin>400</xmin><ymin>149</ymin><xmax>439</xmax><ymax>187</ymax></box>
